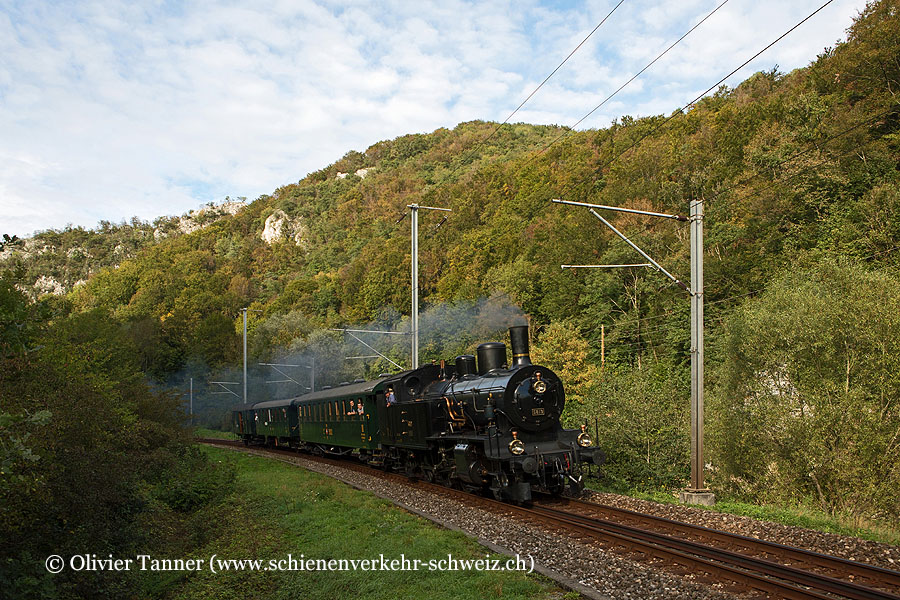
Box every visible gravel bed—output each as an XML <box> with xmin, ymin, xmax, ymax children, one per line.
<box><xmin>239</xmin><ymin>448</ymin><xmax>741</xmax><ymax>600</ymax></box>
<box><xmin>583</xmin><ymin>490</ymin><xmax>900</xmax><ymax>572</ymax></box>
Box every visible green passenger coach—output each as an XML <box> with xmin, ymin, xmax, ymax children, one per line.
<box><xmin>232</xmin><ymin>375</ymin><xmax>396</xmax><ymax>454</ymax></box>
<box><xmin>252</xmin><ymin>399</ymin><xmax>297</xmax><ymax>445</ymax></box>
<box><xmin>294</xmin><ymin>377</ymin><xmax>390</xmax><ymax>453</ymax></box>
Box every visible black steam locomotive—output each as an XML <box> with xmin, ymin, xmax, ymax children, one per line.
<box><xmin>232</xmin><ymin>325</ymin><xmax>602</xmax><ymax>502</ymax></box>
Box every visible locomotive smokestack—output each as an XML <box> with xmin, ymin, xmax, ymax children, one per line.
<box><xmin>509</xmin><ymin>325</ymin><xmax>531</xmax><ymax>366</ymax></box>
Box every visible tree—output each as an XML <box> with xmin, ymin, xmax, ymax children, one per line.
<box><xmin>711</xmin><ymin>260</ymin><xmax>900</xmax><ymax>524</ymax></box>
<box><xmin>531</xmin><ymin>321</ymin><xmax>600</xmax><ymax>407</ymax></box>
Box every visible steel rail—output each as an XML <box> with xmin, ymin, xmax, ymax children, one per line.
<box><xmin>550</xmin><ymin>497</ymin><xmax>900</xmax><ymax>593</ymax></box>
<box><xmin>526</xmin><ymin>504</ymin><xmax>900</xmax><ymax>600</ymax></box>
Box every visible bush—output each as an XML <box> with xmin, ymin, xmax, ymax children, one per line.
<box><xmin>575</xmin><ymin>363</ymin><xmax>690</xmax><ymax>491</ymax></box>
<box><xmin>710</xmin><ymin>260</ymin><xmax>900</xmax><ymax>525</ymax></box>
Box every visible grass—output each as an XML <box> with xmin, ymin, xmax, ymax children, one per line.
<box><xmin>585</xmin><ymin>479</ymin><xmax>900</xmax><ymax>546</ymax></box>
<box><xmin>193</xmin><ymin>426</ymin><xmax>237</xmax><ymax>440</ymax></box>
<box><xmin>161</xmin><ymin>446</ymin><xmax>565</xmax><ymax>600</ymax></box>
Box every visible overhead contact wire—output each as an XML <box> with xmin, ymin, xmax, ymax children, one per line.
<box><xmin>435</xmin><ymin>0</ymin><xmax>629</xmax><ymax>188</ymax></box>
<box><xmin>590</xmin><ymin>0</ymin><xmax>838</xmax><ymax>173</ymax></box>
<box><xmin>539</xmin><ymin>0</ymin><xmax>732</xmax><ymax>153</ymax></box>
<box><xmin>486</xmin><ymin>0</ymin><xmax>628</xmax><ymax>143</ymax></box>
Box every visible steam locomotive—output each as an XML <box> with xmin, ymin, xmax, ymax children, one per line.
<box><xmin>231</xmin><ymin>325</ymin><xmax>602</xmax><ymax>502</ymax></box>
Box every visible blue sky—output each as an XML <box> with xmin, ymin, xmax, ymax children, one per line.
<box><xmin>1</xmin><ymin>0</ymin><xmax>869</xmax><ymax>236</ymax></box>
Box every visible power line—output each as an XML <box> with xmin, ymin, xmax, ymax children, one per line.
<box><xmin>645</xmin><ymin>103</ymin><xmax>898</xmax><ymax>255</ymax></box>
<box><xmin>538</xmin><ymin>0</ymin><xmax>731</xmax><ymax>154</ymax></box>
<box><xmin>598</xmin><ymin>143</ymin><xmax>900</xmax><ymax>342</ymax></box>
<box><xmin>486</xmin><ymin>0</ymin><xmax>628</xmax><ymax>144</ymax></box>
<box><xmin>607</xmin><ymin>244</ymin><xmax>900</xmax><ymax>348</ymax></box>
<box><xmin>430</xmin><ymin>0</ymin><xmax>628</xmax><ymax>190</ymax></box>
<box><xmin>601</xmin><ymin>291</ymin><xmax>759</xmax><ymax>341</ymax></box>
<box><xmin>578</xmin><ymin>0</ymin><xmax>838</xmax><ymax>178</ymax></box>
<box><xmin>527</xmin><ymin>0</ymin><xmax>844</xmax><ymax>268</ymax></box>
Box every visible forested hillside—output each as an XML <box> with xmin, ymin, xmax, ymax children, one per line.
<box><xmin>3</xmin><ymin>0</ymin><xmax>899</xmax><ymax>545</ymax></box>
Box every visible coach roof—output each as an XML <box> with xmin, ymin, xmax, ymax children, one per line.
<box><xmin>291</xmin><ymin>373</ymin><xmax>406</xmax><ymax>403</ymax></box>
<box><xmin>250</xmin><ymin>398</ymin><xmax>296</xmax><ymax>410</ymax></box>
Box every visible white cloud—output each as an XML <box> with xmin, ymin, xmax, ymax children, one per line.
<box><xmin>0</xmin><ymin>0</ymin><xmax>870</xmax><ymax>236</ymax></box>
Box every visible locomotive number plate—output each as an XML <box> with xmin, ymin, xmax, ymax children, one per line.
<box><xmin>531</xmin><ymin>408</ymin><xmax>545</xmax><ymax>416</ymax></box>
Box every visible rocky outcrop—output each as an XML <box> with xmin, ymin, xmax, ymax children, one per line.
<box><xmin>32</xmin><ymin>276</ymin><xmax>66</xmax><ymax>296</ymax></box>
<box><xmin>335</xmin><ymin>168</ymin><xmax>372</xmax><ymax>180</ymax></box>
<box><xmin>261</xmin><ymin>210</ymin><xmax>308</xmax><ymax>247</ymax></box>
<box><xmin>154</xmin><ymin>199</ymin><xmax>247</xmax><ymax>239</ymax></box>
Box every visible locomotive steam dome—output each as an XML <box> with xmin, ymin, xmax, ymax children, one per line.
<box><xmin>476</xmin><ymin>342</ymin><xmax>506</xmax><ymax>374</ymax></box>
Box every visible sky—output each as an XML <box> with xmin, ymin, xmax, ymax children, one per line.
<box><xmin>1</xmin><ymin>0</ymin><xmax>871</xmax><ymax>237</ymax></box>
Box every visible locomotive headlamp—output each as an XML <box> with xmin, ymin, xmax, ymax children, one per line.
<box><xmin>577</xmin><ymin>425</ymin><xmax>592</xmax><ymax>447</ymax></box>
<box><xmin>509</xmin><ymin>431</ymin><xmax>526</xmax><ymax>455</ymax></box>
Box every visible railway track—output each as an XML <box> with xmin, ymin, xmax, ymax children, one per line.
<box><xmin>539</xmin><ymin>498</ymin><xmax>900</xmax><ymax>599</ymax></box>
<box><xmin>198</xmin><ymin>438</ymin><xmax>900</xmax><ymax>600</ymax></box>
